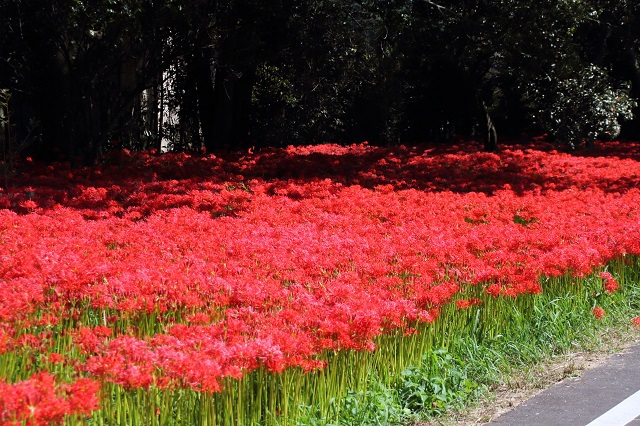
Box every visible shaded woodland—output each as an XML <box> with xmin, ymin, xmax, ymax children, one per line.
<box><xmin>1</xmin><ymin>0</ymin><xmax>639</xmax><ymax>166</ymax></box>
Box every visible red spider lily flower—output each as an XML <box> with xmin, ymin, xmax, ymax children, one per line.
<box><xmin>67</xmin><ymin>378</ymin><xmax>101</xmax><ymax>414</ymax></box>
<box><xmin>598</xmin><ymin>271</ymin><xmax>619</xmax><ymax>294</ymax></box>
<box><xmin>185</xmin><ymin>312</ymin><xmax>210</xmax><ymax>324</ymax></box>
<box><xmin>0</xmin><ymin>373</ymin><xmax>99</xmax><ymax>425</ymax></box>
<box><xmin>632</xmin><ymin>317</ymin><xmax>640</xmax><ymax>327</ymax></box>
<box><xmin>36</xmin><ymin>314</ymin><xmax>59</xmax><ymax>327</ymax></box>
<box><xmin>486</xmin><ymin>283</ymin><xmax>502</xmax><ymax>298</ymax></box>
<box><xmin>6</xmin><ymin>140</ymin><xmax>640</xmax><ymax>397</ymax></box>
<box><xmin>48</xmin><ymin>353</ymin><xmax>65</xmax><ymax>364</ymax></box>
<box><xmin>0</xmin><ymin>329</ymin><xmax>14</xmax><ymax>355</ymax></box>
<box><xmin>456</xmin><ymin>299</ymin><xmax>471</xmax><ymax>310</ymax></box>
<box><xmin>93</xmin><ymin>325</ymin><xmax>113</xmax><ymax>338</ymax></box>
<box><xmin>19</xmin><ymin>199</ymin><xmax>37</xmax><ymax>211</ymax></box>
<box><xmin>72</xmin><ymin>327</ymin><xmax>101</xmax><ymax>355</ymax></box>
<box><xmin>592</xmin><ymin>306</ymin><xmax>605</xmax><ymax>320</ymax></box>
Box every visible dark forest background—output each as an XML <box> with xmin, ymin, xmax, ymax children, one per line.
<box><xmin>1</xmin><ymin>0</ymin><xmax>640</xmax><ymax>166</ymax></box>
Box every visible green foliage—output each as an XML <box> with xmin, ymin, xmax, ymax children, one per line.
<box><xmin>1</xmin><ymin>0</ymin><xmax>640</xmax><ymax>158</ymax></box>
<box><xmin>322</xmin><ymin>378</ymin><xmax>409</xmax><ymax>425</ymax></box>
<box><xmin>513</xmin><ymin>215</ymin><xmax>538</xmax><ymax>227</ymax></box>
<box><xmin>530</xmin><ymin>65</ymin><xmax>636</xmax><ymax>148</ymax></box>
<box><xmin>297</xmin><ymin>348</ymin><xmax>480</xmax><ymax>426</ymax></box>
<box><xmin>398</xmin><ymin>349</ymin><xmax>480</xmax><ymax>417</ymax></box>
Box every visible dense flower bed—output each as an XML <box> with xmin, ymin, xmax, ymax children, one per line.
<box><xmin>1</xmin><ymin>139</ymin><xmax>640</xmax><ymax>423</ymax></box>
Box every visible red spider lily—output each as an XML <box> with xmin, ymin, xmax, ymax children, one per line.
<box><xmin>598</xmin><ymin>271</ymin><xmax>619</xmax><ymax>294</ymax></box>
<box><xmin>456</xmin><ymin>299</ymin><xmax>471</xmax><ymax>310</ymax></box>
<box><xmin>455</xmin><ymin>298</ymin><xmax>483</xmax><ymax>310</ymax></box>
<box><xmin>48</xmin><ymin>353</ymin><xmax>65</xmax><ymax>364</ymax></box>
<box><xmin>72</xmin><ymin>327</ymin><xmax>103</xmax><ymax>355</ymax></box>
<box><xmin>0</xmin><ymin>373</ymin><xmax>99</xmax><ymax>425</ymax></box>
<box><xmin>592</xmin><ymin>306</ymin><xmax>606</xmax><ymax>320</ymax></box>
<box><xmin>2</xmin><ymin>139</ymin><xmax>640</xmax><ymax>399</ymax></box>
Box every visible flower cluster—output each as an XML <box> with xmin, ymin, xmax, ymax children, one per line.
<box><xmin>1</xmin><ymin>139</ymin><xmax>639</xmax><ymax>414</ymax></box>
<box><xmin>0</xmin><ymin>373</ymin><xmax>99</xmax><ymax>425</ymax></box>
<box><xmin>592</xmin><ymin>306</ymin><xmax>606</xmax><ymax>320</ymax></box>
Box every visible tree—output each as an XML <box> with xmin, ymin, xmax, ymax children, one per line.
<box><xmin>1</xmin><ymin>0</ymin><xmax>638</xmax><ymax>160</ymax></box>
<box><xmin>575</xmin><ymin>0</ymin><xmax>640</xmax><ymax>139</ymax></box>
<box><xmin>392</xmin><ymin>0</ymin><xmax>638</xmax><ymax>150</ymax></box>
<box><xmin>0</xmin><ymin>0</ymin><xmax>176</xmax><ymax>163</ymax></box>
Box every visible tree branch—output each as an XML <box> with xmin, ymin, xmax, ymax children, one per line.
<box><xmin>420</xmin><ymin>0</ymin><xmax>452</xmax><ymax>15</ymax></box>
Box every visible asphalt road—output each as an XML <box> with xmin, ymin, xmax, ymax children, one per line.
<box><xmin>489</xmin><ymin>344</ymin><xmax>640</xmax><ymax>425</ymax></box>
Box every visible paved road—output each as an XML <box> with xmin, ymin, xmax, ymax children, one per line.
<box><xmin>489</xmin><ymin>344</ymin><xmax>640</xmax><ymax>425</ymax></box>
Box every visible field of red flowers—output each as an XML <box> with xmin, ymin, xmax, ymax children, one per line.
<box><xmin>1</xmin><ymin>139</ymin><xmax>640</xmax><ymax>424</ymax></box>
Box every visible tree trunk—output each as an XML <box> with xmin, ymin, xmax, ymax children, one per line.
<box><xmin>0</xmin><ymin>90</ymin><xmax>10</xmax><ymax>189</ymax></box>
<box><xmin>196</xmin><ymin>53</ymin><xmax>217</xmax><ymax>152</ymax></box>
<box><xmin>38</xmin><ymin>79</ymin><xmax>73</xmax><ymax>163</ymax></box>
<box><xmin>232</xmin><ymin>65</ymin><xmax>256</xmax><ymax>149</ymax></box>
<box><xmin>209</xmin><ymin>65</ymin><xmax>233</xmax><ymax>151</ymax></box>
<box><xmin>208</xmin><ymin>63</ymin><xmax>256</xmax><ymax>151</ymax></box>
<box><xmin>479</xmin><ymin>98</ymin><xmax>498</xmax><ymax>152</ymax></box>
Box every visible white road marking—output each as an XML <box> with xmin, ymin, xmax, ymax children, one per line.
<box><xmin>586</xmin><ymin>389</ymin><xmax>640</xmax><ymax>426</ymax></box>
